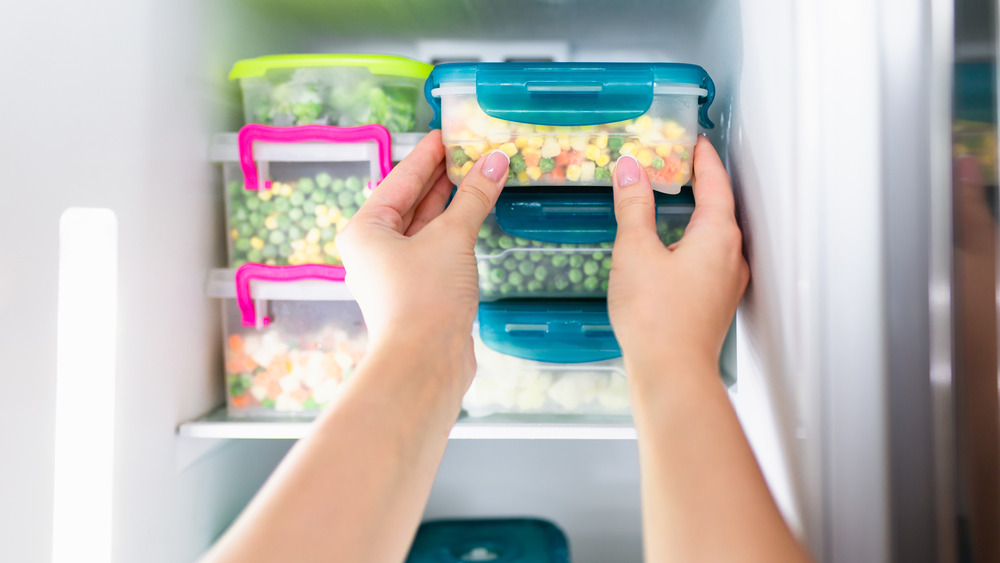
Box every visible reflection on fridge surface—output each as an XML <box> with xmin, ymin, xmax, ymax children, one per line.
<box><xmin>0</xmin><ymin>0</ymin><xmax>976</xmax><ymax>561</ymax></box>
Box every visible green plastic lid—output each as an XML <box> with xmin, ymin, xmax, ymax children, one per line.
<box><xmin>229</xmin><ymin>54</ymin><xmax>432</xmax><ymax>81</ymax></box>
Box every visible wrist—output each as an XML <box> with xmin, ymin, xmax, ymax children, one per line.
<box><xmin>363</xmin><ymin>324</ymin><xmax>472</xmax><ymax>406</ymax></box>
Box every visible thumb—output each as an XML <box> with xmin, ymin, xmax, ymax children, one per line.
<box><xmin>439</xmin><ymin>149</ymin><xmax>509</xmax><ymax>239</ymax></box>
<box><xmin>612</xmin><ymin>154</ymin><xmax>657</xmax><ymax>239</ymax></box>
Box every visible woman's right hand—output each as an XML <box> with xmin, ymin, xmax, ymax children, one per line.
<box><xmin>607</xmin><ymin>136</ymin><xmax>749</xmax><ymax>374</ymax></box>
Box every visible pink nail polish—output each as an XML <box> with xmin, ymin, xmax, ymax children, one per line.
<box><xmin>615</xmin><ymin>155</ymin><xmax>640</xmax><ymax>187</ymax></box>
<box><xmin>482</xmin><ymin>150</ymin><xmax>510</xmax><ymax>182</ymax></box>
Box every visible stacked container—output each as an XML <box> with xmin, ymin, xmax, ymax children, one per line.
<box><xmin>209</xmin><ymin>54</ymin><xmax>431</xmax><ymax>417</ymax></box>
<box><xmin>425</xmin><ymin>63</ymin><xmax>718</xmax><ymax>417</ymax></box>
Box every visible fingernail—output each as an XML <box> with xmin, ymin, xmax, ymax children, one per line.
<box><xmin>482</xmin><ymin>150</ymin><xmax>510</xmax><ymax>182</ymax></box>
<box><xmin>615</xmin><ymin>155</ymin><xmax>640</xmax><ymax>187</ymax></box>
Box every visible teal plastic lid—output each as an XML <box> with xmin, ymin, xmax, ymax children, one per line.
<box><xmin>425</xmin><ymin>62</ymin><xmax>715</xmax><ymax>128</ymax></box>
<box><xmin>406</xmin><ymin>518</ymin><xmax>570</xmax><ymax>563</ymax></box>
<box><xmin>478</xmin><ymin>300</ymin><xmax>621</xmax><ymax>363</ymax></box>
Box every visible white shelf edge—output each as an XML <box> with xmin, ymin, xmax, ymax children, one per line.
<box><xmin>178</xmin><ymin>407</ymin><xmax>637</xmax><ymax>441</ymax></box>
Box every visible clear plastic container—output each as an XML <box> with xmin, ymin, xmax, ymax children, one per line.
<box><xmin>211</xmin><ymin>125</ymin><xmax>421</xmax><ymax>268</ymax></box>
<box><xmin>465</xmin><ymin>324</ymin><xmax>629</xmax><ymax>418</ymax></box>
<box><xmin>425</xmin><ymin>63</ymin><xmax>715</xmax><ymax>194</ymax></box>
<box><xmin>230</xmin><ymin>54</ymin><xmax>433</xmax><ymax>132</ymax></box>
<box><xmin>475</xmin><ymin>190</ymin><xmax>694</xmax><ymax>300</ymax></box>
<box><xmin>208</xmin><ymin>267</ymin><xmax>366</xmax><ymax>418</ymax></box>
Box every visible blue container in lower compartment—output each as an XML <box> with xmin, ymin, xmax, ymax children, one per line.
<box><xmin>406</xmin><ymin>518</ymin><xmax>570</xmax><ymax>563</ymax></box>
<box><xmin>478</xmin><ymin>300</ymin><xmax>620</xmax><ymax>363</ymax></box>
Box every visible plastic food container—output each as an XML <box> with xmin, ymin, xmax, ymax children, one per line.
<box><xmin>407</xmin><ymin>518</ymin><xmax>570</xmax><ymax>563</ymax></box>
<box><xmin>425</xmin><ymin>62</ymin><xmax>714</xmax><ymax>194</ymax></box>
<box><xmin>208</xmin><ymin>265</ymin><xmax>365</xmax><ymax>418</ymax></box>
<box><xmin>230</xmin><ymin>54</ymin><xmax>433</xmax><ymax>132</ymax></box>
<box><xmin>476</xmin><ymin>189</ymin><xmax>694</xmax><ymax>300</ymax></box>
<box><xmin>211</xmin><ymin>124</ymin><xmax>421</xmax><ymax>269</ymax></box>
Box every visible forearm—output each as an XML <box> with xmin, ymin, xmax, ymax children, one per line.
<box><xmin>204</xmin><ymin>335</ymin><xmax>468</xmax><ymax>563</ymax></box>
<box><xmin>627</xmin><ymin>354</ymin><xmax>810</xmax><ymax>563</ymax></box>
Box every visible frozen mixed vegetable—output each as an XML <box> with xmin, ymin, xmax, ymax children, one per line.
<box><xmin>226</xmin><ymin>173</ymin><xmax>369</xmax><ymax>268</ymax></box>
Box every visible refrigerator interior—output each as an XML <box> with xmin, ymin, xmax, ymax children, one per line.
<box><xmin>0</xmin><ymin>0</ymin><xmax>951</xmax><ymax>561</ymax></box>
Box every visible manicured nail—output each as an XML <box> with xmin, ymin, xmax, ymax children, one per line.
<box><xmin>615</xmin><ymin>154</ymin><xmax>640</xmax><ymax>187</ymax></box>
<box><xmin>482</xmin><ymin>150</ymin><xmax>510</xmax><ymax>182</ymax></box>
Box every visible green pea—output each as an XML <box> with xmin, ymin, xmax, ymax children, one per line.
<box><xmin>233</xmin><ymin>207</ymin><xmax>248</xmax><ymax>222</ymax></box>
<box><xmin>228</xmin><ymin>181</ymin><xmax>243</xmax><ymax>194</ymax></box>
<box><xmin>342</xmin><ymin>207</ymin><xmax>357</xmax><ymax>219</ymax></box>
<box><xmin>354</xmin><ymin>191</ymin><xmax>367</xmax><ymax>207</ymax></box>
<box><xmin>279</xmin><ymin>244</ymin><xmax>293</xmax><ymax>258</ymax></box>
<box><xmin>268</xmin><ymin>230</ymin><xmax>285</xmax><ymax>245</ymax></box>
<box><xmin>256</xmin><ymin>228</ymin><xmax>270</xmax><ymax>240</ymax></box>
<box><xmin>303</xmin><ymin>200</ymin><xmax>317</xmax><ymax>215</ymax></box>
<box><xmin>584</xmin><ymin>276</ymin><xmax>600</xmax><ymax>291</ymax></box>
<box><xmin>290</xmin><ymin>191</ymin><xmax>306</xmax><ymax>207</ymax></box>
<box><xmin>583</xmin><ymin>260</ymin><xmax>600</xmax><ymax>276</ymax></box>
<box><xmin>248</xmin><ymin>213</ymin><xmax>262</xmax><ymax>227</ymax></box>
<box><xmin>508</xmin><ymin>271</ymin><xmax>524</xmax><ymax>286</ymax></box>
<box><xmin>317</xmin><ymin>173</ymin><xmax>334</xmax><ymax>189</ymax></box>
<box><xmin>261</xmin><ymin>244</ymin><xmax>278</xmax><ymax>259</ymax></box>
<box><xmin>592</xmin><ymin>251</ymin><xmax>605</xmax><ymax>261</ymax></box>
<box><xmin>288</xmin><ymin>208</ymin><xmax>304</xmax><ymax>222</ymax></box>
<box><xmin>529</xmin><ymin>252</ymin><xmax>543</xmax><ymax>263</ymax></box>
<box><xmin>608</xmin><ymin>137</ymin><xmax>624</xmax><ymax>151</ymax></box>
<box><xmin>518</xmin><ymin>261</ymin><xmax>534</xmax><ymax>276</ymax></box>
<box><xmin>498</xmin><ymin>236</ymin><xmax>515</xmax><ymax>250</ymax></box>
<box><xmin>261</xmin><ymin>398</ymin><xmax>276</xmax><ymax>409</ymax></box>
<box><xmin>338</xmin><ymin>191</ymin><xmax>354</xmax><ymax>209</ymax></box>
<box><xmin>259</xmin><ymin>201</ymin><xmax>275</xmax><ymax>215</ymax></box>
<box><xmin>510</xmin><ymin>153</ymin><xmax>526</xmax><ymax>174</ymax></box>
<box><xmin>540</xmin><ymin>158</ymin><xmax>555</xmax><ymax>172</ymax></box>
<box><xmin>652</xmin><ymin>157</ymin><xmax>665</xmax><ymax>170</ymax></box>
<box><xmin>499</xmin><ymin>282</ymin><xmax>513</xmax><ymax>295</ymax></box>
<box><xmin>302</xmin><ymin>397</ymin><xmax>318</xmax><ymax>410</ymax></box>
<box><xmin>599</xmin><ymin>242</ymin><xmax>613</xmax><ymax>250</ymax></box>
<box><xmin>568</xmin><ymin>269</ymin><xmax>583</xmax><ymax>284</ymax></box>
<box><xmin>287</xmin><ymin>227</ymin><xmax>303</xmax><ymax>241</ymax></box>
<box><xmin>534</xmin><ymin>265</ymin><xmax>548</xmax><ymax>281</ymax></box>
<box><xmin>298</xmin><ymin>177</ymin><xmax>315</xmax><ymax>193</ymax></box>
<box><xmin>246</xmin><ymin>249</ymin><xmax>262</xmax><ymax>262</ymax></box>
<box><xmin>551</xmin><ymin>254</ymin><xmax>568</xmax><ymax>268</ymax></box>
<box><xmin>488</xmin><ymin>268</ymin><xmax>506</xmax><ymax>285</ymax></box>
<box><xmin>331</xmin><ymin>179</ymin><xmax>346</xmax><ymax>193</ymax></box>
<box><xmin>321</xmin><ymin>227</ymin><xmax>336</xmax><ymax>241</ymax></box>
<box><xmin>503</xmin><ymin>257</ymin><xmax>518</xmax><ymax>271</ymax></box>
<box><xmin>602</xmin><ymin>257</ymin><xmax>613</xmax><ymax>271</ymax></box>
<box><xmin>311</xmin><ymin>190</ymin><xmax>327</xmax><ymax>202</ymax></box>
<box><xmin>300</xmin><ymin>216</ymin><xmax>316</xmax><ymax>230</ymax></box>
<box><xmin>478</xmin><ymin>223</ymin><xmax>493</xmax><ymax>239</ymax></box>
<box><xmin>274</xmin><ymin>198</ymin><xmax>290</xmax><ymax>212</ymax></box>
<box><xmin>245</xmin><ymin>198</ymin><xmax>260</xmax><ymax>211</ymax></box>
<box><xmin>527</xmin><ymin>280</ymin><xmax>543</xmax><ymax>292</ymax></box>
<box><xmin>237</xmin><ymin>223</ymin><xmax>254</xmax><ymax>237</ymax></box>
<box><xmin>569</xmin><ymin>255</ymin><xmax>584</xmax><ymax>268</ymax></box>
<box><xmin>451</xmin><ymin>147</ymin><xmax>470</xmax><ymax>166</ymax></box>
<box><xmin>554</xmin><ymin>275</ymin><xmax>570</xmax><ymax>291</ymax></box>
<box><xmin>345</xmin><ymin>176</ymin><xmax>362</xmax><ymax>192</ymax></box>
<box><xmin>277</xmin><ymin>215</ymin><xmax>292</xmax><ymax>230</ymax></box>
<box><xmin>234</xmin><ymin>238</ymin><xmax>251</xmax><ymax>252</ymax></box>
<box><xmin>514</xmin><ymin>237</ymin><xmax>529</xmax><ymax>246</ymax></box>
<box><xmin>601</xmin><ymin>280</ymin><xmax>609</xmax><ymax>292</ymax></box>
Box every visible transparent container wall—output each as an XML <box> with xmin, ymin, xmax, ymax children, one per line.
<box><xmin>238</xmin><ymin>67</ymin><xmax>429</xmax><ymax>132</ymax></box>
<box><xmin>464</xmin><ymin>332</ymin><xmax>630</xmax><ymax>417</ymax></box>
<box><xmin>223</xmin><ymin>160</ymin><xmax>371</xmax><ymax>268</ymax></box>
<box><xmin>441</xmin><ymin>91</ymin><xmax>699</xmax><ymax>193</ymax></box>
<box><xmin>475</xmin><ymin>207</ymin><xmax>692</xmax><ymax>300</ymax></box>
<box><xmin>221</xmin><ymin>299</ymin><xmax>367</xmax><ymax>417</ymax></box>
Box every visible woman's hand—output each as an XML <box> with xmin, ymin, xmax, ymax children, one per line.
<box><xmin>336</xmin><ymin>130</ymin><xmax>510</xmax><ymax>399</ymax></box>
<box><xmin>608</xmin><ymin>135</ymin><xmax>749</xmax><ymax>373</ymax></box>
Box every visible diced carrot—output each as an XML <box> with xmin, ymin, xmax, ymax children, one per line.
<box><xmin>555</xmin><ymin>152</ymin><xmax>569</xmax><ymax>166</ymax></box>
<box><xmin>231</xmin><ymin>394</ymin><xmax>250</xmax><ymax>408</ymax></box>
<box><xmin>550</xmin><ymin>166</ymin><xmax>566</xmax><ymax>181</ymax></box>
<box><xmin>524</xmin><ymin>153</ymin><xmax>540</xmax><ymax>167</ymax></box>
<box><xmin>228</xmin><ymin>334</ymin><xmax>244</xmax><ymax>354</ymax></box>
<box><xmin>267</xmin><ymin>380</ymin><xmax>282</xmax><ymax>398</ymax></box>
<box><xmin>566</xmin><ymin>151</ymin><xmax>582</xmax><ymax>166</ymax></box>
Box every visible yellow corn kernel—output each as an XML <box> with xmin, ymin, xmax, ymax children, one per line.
<box><xmin>565</xmin><ymin>164</ymin><xmax>582</xmax><ymax>182</ymax></box>
<box><xmin>290</xmin><ymin>240</ymin><xmax>306</xmax><ymax>251</ymax></box>
<box><xmin>306</xmin><ymin>228</ymin><xmax>321</xmax><ymax>244</ymax></box>
<box><xmin>280</xmin><ymin>183</ymin><xmax>293</xmax><ymax>197</ymax></box>
<box><xmin>526</xmin><ymin>166</ymin><xmax>543</xmax><ymax>181</ymax></box>
<box><xmin>584</xmin><ymin>145</ymin><xmax>602</xmax><ymax>162</ymax></box>
<box><xmin>581</xmin><ymin>161</ymin><xmax>596</xmax><ymax>183</ymax></box>
<box><xmin>569</xmin><ymin>136</ymin><xmax>588</xmax><ymax>151</ymax></box>
<box><xmin>306</xmin><ymin>243</ymin><xmax>321</xmax><ymax>256</ymax></box>
<box><xmin>264</xmin><ymin>215</ymin><xmax>278</xmax><ymax>230</ymax></box>
<box><xmin>230</xmin><ymin>228</ymin><xmax>239</xmax><ymax>239</ymax></box>
<box><xmin>288</xmin><ymin>254</ymin><xmax>303</xmax><ymax>266</ymax></box>
<box><xmin>449</xmin><ymin>166</ymin><xmax>461</xmax><ymax>179</ymax></box>
<box><xmin>257</xmin><ymin>189</ymin><xmax>272</xmax><ymax>201</ymax></box>
<box><xmin>528</xmin><ymin>136</ymin><xmax>544</xmax><ymax>148</ymax></box>
<box><xmin>541</xmin><ymin>139</ymin><xmax>562</xmax><ymax>159</ymax></box>
<box><xmin>516</xmin><ymin>172</ymin><xmax>529</xmax><ymax>183</ymax></box>
<box><xmin>463</xmin><ymin>145</ymin><xmax>482</xmax><ymax>161</ymax></box>
<box><xmin>619</xmin><ymin>142</ymin><xmax>637</xmax><ymax>156</ymax></box>
<box><xmin>636</xmin><ymin>149</ymin><xmax>655</xmax><ymax>168</ymax></box>
<box><xmin>499</xmin><ymin>142</ymin><xmax>518</xmax><ymax>157</ymax></box>
<box><xmin>315</xmin><ymin>215</ymin><xmax>332</xmax><ymax>228</ymax></box>
<box><xmin>323</xmin><ymin>241</ymin><xmax>338</xmax><ymax>257</ymax></box>
<box><xmin>595</xmin><ymin>134</ymin><xmax>609</xmax><ymax>149</ymax></box>
<box><xmin>250</xmin><ymin>237</ymin><xmax>264</xmax><ymax>250</ymax></box>
<box><xmin>674</xmin><ymin>144</ymin><xmax>687</xmax><ymax>155</ymax></box>
<box><xmin>596</xmin><ymin>154</ymin><xmax>611</xmax><ymax>167</ymax></box>
<box><xmin>556</xmin><ymin>135</ymin><xmax>571</xmax><ymax>151</ymax></box>
<box><xmin>327</xmin><ymin>207</ymin><xmax>342</xmax><ymax>222</ymax></box>
<box><xmin>460</xmin><ymin>160</ymin><xmax>474</xmax><ymax>177</ymax></box>
<box><xmin>634</xmin><ymin>115</ymin><xmax>653</xmax><ymax>132</ymax></box>
<box><xmin>314</xmin><ymin>204</ymin><xmax>328</xmax><ymax>217</ymax></box>
<box><xmin>663</xmin><ymin>122</ymin><xmax>685</xmax><ymax>140</ymax></box>
<box><xmin>486</xmin><ymin>130</ymin><xmax>512</xmax><ymax>144</ymax></box>
<box><xmin>514</xmin><ymin>136</ymin><xmax>529</xmax><ymax>149</ymax></box>
<box><xmin>336</xmin><ymin>217</ymin><xmax>349</xmax><ymax>231</ymax></box>
<box><xmin>656</xmin><ymin>144</ymin><xmax>674</xmax><ymax>157</ymax></box>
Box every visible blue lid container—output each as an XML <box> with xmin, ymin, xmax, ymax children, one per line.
<box><xmin>425</xmin><ymin>62</ymin><xmax>715</xmax><ymax>194</ymax></box>
<box><xmin>478</xmin><ymin>300</ymin><xmax>621</xmax><ymax>363</ymax></box>
<box><xmin>406</xmin><ymin>518</ymin><xmax>570</xmax><ymax>563</ymax></box>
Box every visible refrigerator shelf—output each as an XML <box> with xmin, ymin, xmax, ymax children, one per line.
<box><xmin>177</xmin><ymin>406</ymin><xmax>636</xmax><ymax>440</ymax></box>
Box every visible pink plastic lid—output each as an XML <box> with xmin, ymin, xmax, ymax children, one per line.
<box><xmin>237</xmin><ymin>123</ymin><xmax>393</xmax><ymax>192</ymax></box>
<box><xmin>235</xmin><ymin>263</ymin><xmax>348</xmax><ymax>327</ymax></box>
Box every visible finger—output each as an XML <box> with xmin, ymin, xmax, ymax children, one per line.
<box><xmin>397</xmin><ymin>161</ymin><xmax>446</xmax><ymax>232</ymax></box>
<box><xmin>354</xmin><ymin>130</ymin><xmax>445</xmax><ymax>231</ymax></box>
<box><xmin>688</xmin><ymin>135</ymin><xmax>737</xmax><ymax>228</ymax></box>
<box><xmin>405</xmin><ymin>172</ymin><xmax>454</xmax><ymax>236</ymax></box>
<box><xmin>611</xmin><ymin>154</ymin><xmax>658</xmax><ymax>240</ymax></box>
<box><xmin>438</xmin><ymin>149</ymin><xmax>508</xmax><ymax>238</ymax></box>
